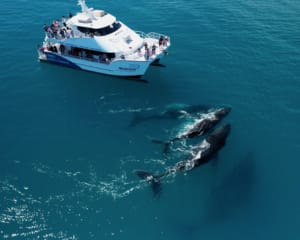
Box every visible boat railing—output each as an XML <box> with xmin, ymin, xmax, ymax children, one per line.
<box><xmin>45</xmin><ymin>31</ymin><xmax>95</xmax><ymax>41</ymax></box>
<box><xmin>136</xmin><ymin>31</ymin><xmax>170</xmax><ymax>40</ymax></box>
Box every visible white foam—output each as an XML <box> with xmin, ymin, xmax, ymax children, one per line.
<box><xmin>184</xmin><ymin>160</ymin><xmax>195</xmax><ymax>171</ymax></box>
<box><xmin>194</xmin><ymin>140</ymin><xmax>211</xmax><ymax>159</ymax></box>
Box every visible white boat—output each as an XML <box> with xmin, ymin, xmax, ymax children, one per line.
<box><xmin>38</xmin><ymin>0</ymin><xmax>171</xmax><ymax>78</ymax></box>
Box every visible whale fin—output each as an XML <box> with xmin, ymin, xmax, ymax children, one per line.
<box><xmin>151</xmin><ymin>139</ymin><xmax>167</xmax><ymax>145</ymax></box>
<box><xmin>128</xmin><ymin>112</ymin><xmax>143</xmax><ymax>127</ymax></box>
<box><xmin>134</xmin><ymin>170</ymin><xmax>162</xmax><ymax>197</ymax></box>
<box><xmin>151</xmin><ymin>139</ymin><xmax>172</xmax><ymax>154</ymax></box>
<box><xmin>135</xmin><ymin>170</ymin><xmax>155</xmax><ymax>180</ymax></box>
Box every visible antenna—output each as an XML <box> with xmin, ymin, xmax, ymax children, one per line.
<box><xmin>77</xmin><ymin>0</ymin><xmax>96</xmax><ymax>19</ymax></box>
<box><xmin>78</xmin><ymin>0</ymin><xmax>88</xmax><ymax>13</ymax></box>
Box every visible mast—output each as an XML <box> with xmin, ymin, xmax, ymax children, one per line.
<box><xmin>77</xmin><ymin>0</ymin><xmax>96</xmax><ymax>20</ymax></box>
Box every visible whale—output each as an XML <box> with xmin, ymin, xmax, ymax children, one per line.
<box><xmin>152</xmin><ymin>107</ymin><xmax>231</xmax><ymax>153</ymax></box>
<box><xmin>129</xmin><ymin>103</ymin><xmax>213</xmax><ymax>127</ymax></box>
<box><xmin>135</xmin><ymin>124</ymin><xmax>231</xmax><ymax>196</ymax></box>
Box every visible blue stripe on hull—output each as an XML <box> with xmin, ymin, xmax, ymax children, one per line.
<box><xmin>45</xmin><ymin>52</ymin><xmax>81</xmax><ymax>69</ymax></box>
<box><xmin>42</xmin><ymin>52</ymin><xmax>145</xmax><ymax>79</ymax></box>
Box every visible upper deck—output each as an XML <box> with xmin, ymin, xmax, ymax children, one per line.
<box><xmin>68</xmin><ymin>10</ymin><xmax>116</xmax><ymax>29</ymax></box>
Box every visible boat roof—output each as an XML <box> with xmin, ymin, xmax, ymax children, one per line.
<box><xmin>69</xmin><ymin>10</ymin><xmax>116</xmax><ymax>29</ymax></box>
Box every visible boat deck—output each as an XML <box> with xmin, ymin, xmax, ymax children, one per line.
<box><xmin>40</xmin><ymin>35</ymin><xmax>170</xmax><ymax>63</ymax></box>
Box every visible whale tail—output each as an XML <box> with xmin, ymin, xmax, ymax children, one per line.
<box><xmin>134</xmin><ymin>170</ymin><xmax>162</xmax><ymax>197</ymax></box>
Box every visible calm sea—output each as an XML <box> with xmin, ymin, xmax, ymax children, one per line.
<box><xmin>1</xmin><ymin>0</ymin><xmax>300</xmax><ymax>239</ymax></box>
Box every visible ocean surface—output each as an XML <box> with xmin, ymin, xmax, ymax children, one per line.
<box><xmin>1</xmin><ymin>0</ymin><xmax>300</xmax><ymax>239</ymax></box>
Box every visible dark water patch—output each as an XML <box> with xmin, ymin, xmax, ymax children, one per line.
<box><xmin>203</xmin><ymin>152</ymin><xmax>256</xmax><ymax>224</ymax></box>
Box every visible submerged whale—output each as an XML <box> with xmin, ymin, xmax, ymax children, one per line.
<box><xmin>152</xmin><ymin>107</ymin><xmax>231</xmax><ymax>152</ymax></box>
<box><xmin>203</xmin><ymin>152</ymin><xmax>256</xmax><ymax>224</ymax></box>
<box><xmin>135</xmin><ymin>124</ymin><xmax>231</xmax><ymax>195</ymax></box>
<box><xmin>129</xmin><ymin>103</ymin><xmax>212</xmax><ymax>127</ymax></box>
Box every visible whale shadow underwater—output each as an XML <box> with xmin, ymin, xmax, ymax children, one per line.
<box><xmin>128</xmin><ymin>103</ymin><xmax>215</xmax><ymax>127</ymax></box>
<box><xmin>170</xmin><ymin>153</ymin><xmax>256</xmax><ymax>239</ymax></box>
<box><xmin>204</xmin><ymin>152</ymin><xmax>256</xmax><ymax>223</ymax></box>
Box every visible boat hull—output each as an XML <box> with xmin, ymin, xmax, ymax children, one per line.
<box><xmin>39</xmin><ymin>51</ymin><xmax>154</xmax><ymax>77</ymax></box>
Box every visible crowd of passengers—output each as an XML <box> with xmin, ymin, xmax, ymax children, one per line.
<box><xmin>139</xmin><ymin>36</ymin><xmax>169</xmax><ymax>60</ymax></box>
<box><xmin>43</xmin><ymin>15</ymin><xmax>74</xmax><ymax>39</ymax></box>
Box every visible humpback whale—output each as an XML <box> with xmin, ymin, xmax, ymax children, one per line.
<box><xmin>152</xmin><ymin>107</ymin><xmax>231</xmax><ymax>152</ymax></box>
<box><xmin>135</xmin><ymin>124</ymin><xmax>231</xmax><ymax>195</ymax></box>
<box><xmin>129</xmin><ymin>103</ymin><xmax>212</xmax><ymax>127</ymax></box>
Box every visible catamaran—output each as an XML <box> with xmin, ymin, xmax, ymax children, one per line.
<box><xmin>38</xmin><ymin>0</ymin><xmax>171</xmax><ymax>78</ymax></box>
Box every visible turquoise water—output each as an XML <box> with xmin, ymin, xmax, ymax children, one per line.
<box><xmin>1</xmin><ymin>0</ymin><xmax>300</xmax><ymax>239</ymax></box>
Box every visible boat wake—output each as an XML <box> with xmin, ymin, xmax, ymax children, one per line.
<box><xmin>31</xmin><ymin>157</ymin><xmax>170</xmax><ymax>200</ymax></box>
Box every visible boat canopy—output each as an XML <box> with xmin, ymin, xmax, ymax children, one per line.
<box><xmin>70</xmin><ymin>12</ymin><xmax>116</xmax><ymax>29</ymax></box>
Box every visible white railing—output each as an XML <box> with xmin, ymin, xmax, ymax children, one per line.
<box><xmin>136</xmin><ymin>31</ymin><xmax>169</xmax><ymax>40</ymax></box>
<box><xmin>135</xmin><ymin>31</ymin><xmax>147</xmax><ymax>38</ymax></box>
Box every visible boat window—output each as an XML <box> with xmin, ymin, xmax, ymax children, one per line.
<box><xmin>70</xmin><ymin>47</ymin><xmax>115</xmax><ymax>59</ymax></box>
<box><xmin>77</xmin><ymin>21</ymin><xmax>121</xmax><ymax>36</ymax></box>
